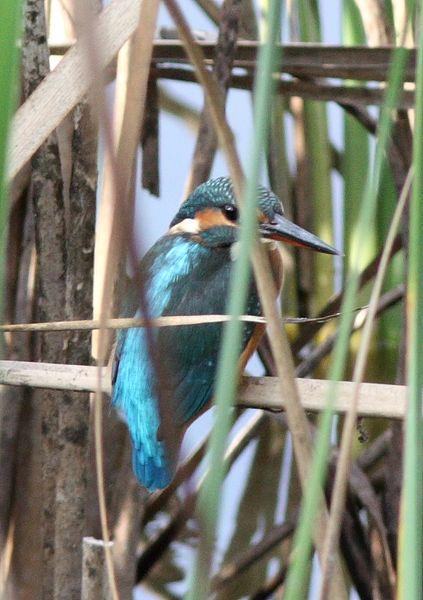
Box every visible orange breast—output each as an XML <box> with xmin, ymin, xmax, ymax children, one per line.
<box><xmin>237</xmin><ymin>243</ymin><xmax>283</xmax><ymax>373</ymax></box>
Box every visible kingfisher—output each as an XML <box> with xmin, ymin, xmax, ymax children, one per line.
<box><xmin>112</xmin><ymin>177</ymin><xmax>336</xmax><ymax>491</ymax></box>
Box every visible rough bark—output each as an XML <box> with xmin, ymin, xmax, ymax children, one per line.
<box><xmin>53</xmin><ymin>101</ymin><xmax>97</xmax><ymax>600</ymax></box>
<box><xmin>32</xmin><ymin>138</ymin><xmax>66</xmax><ymax>598</ymax></box>
<box><xmin>81</xmin><ymin>537</ymin><xmax>114</xmax><ymax>600</ymax></box>
<box><xmin>21</xmin><ymin>1</ymin><xmax>67</xmax><ymax>597</ymax></box>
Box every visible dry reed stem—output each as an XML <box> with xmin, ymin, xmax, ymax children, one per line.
<box><xmin>0</xmin><ymin>360</ymin><xmax>406</xmax><ymax>419</ymax></box>
<box><xmin>81</xmin><ymin>537</ymin><xmax>114</xmax><ymax>600</ymax></box>
<box><xmin>9</xmin><ymin>0</ymin><xmax>143</xmax><ymax>181</ymax></box>
<box><xmin>97</xmin><ymin>3</ymin><xmax>160</xmax><ymax>593</ymax></box>
<box><xmin>9</xmin><ymin>36</ymin><xmax>417</xmax><ymax>186</ymax></box>
<box><xmin>67</xmin><ymin>0</ymin><xmax>131</xmax><ymax>594</ymax></box>
<box><xmin>353</xmin><ymin>0</ymin><xmax>394</xmax><ymax>46</ymax></box>
<box><xmin>319</xmin><ymin>167</ymin><xmax>413</xmax><ymax>597</ymax></box>
<box><xmin>0</xmin><ymin>309</ymin><xmax>367</xmax><ymax>333</ymax></box>
<box><xmin>93</xmin><ymin>0</ymin><xmax>158</xmax><ymax>354</ymax></box>
<box><xmin>83</xmin><ymin>0</ymin><xmax>160</xmax><ymax>598</ymax></box>
<box><xmin>49</xmin><ymin>40</ymin><xmax>418</xmax><ymax>83</ymax></box>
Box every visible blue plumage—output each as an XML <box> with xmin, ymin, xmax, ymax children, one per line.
<box><xmin>113</xmin><ymin>234</ymin><xmax>260</xmax><ymax>490</ymax></box>
<box><xmin>111</xmin><ymin>177</ymin><xmax>337</xmax><ymax>490</ymax></box>
<box><xmin>113</xmin><ymin>237</ymin><xmax>216</xmax><ymax>489</ymax></box>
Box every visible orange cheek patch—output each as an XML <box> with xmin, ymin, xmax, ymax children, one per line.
<box><xmin>258</xmin><ymin>211</ymin><xmax>270</xmax><ymax>224</ymax></box>
<box><xmin>196</xmin><ymin>208</ymin><xmax>237</xmax><ymax>229</ymax></box>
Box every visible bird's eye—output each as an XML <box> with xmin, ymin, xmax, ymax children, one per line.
<box><xmin>222</xmin><ymin>204</ymin><xmax>238</xmax><ymax>222</ymax></box>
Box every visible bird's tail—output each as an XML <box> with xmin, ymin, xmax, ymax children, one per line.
<box><xmin>131</xmin><ymin>441</ymin><xmax>174</xmax><ymax>491</ymax></box>
<box><xmin>112</xmin><ymin>327</ymin><xmax>179</xmax><ymax>491</ymax></box>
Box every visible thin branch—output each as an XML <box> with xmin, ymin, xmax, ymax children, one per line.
<box><xmin>194</xmin><ymin>0</ymin><xmax>220</xmax><ymax>25</ymax></box>
<box><xmin>48</xmin><ymin>40</ymin><xmax>418</xmax><ymax>85</ymax></box>
<box><xmin>295</xmin><ymin>284</ymin><xmax>404</xmax><ymax>378</ymax></box>
<box><xmin>356</xmin><ymin>429</ymin><xmax>392</xmax><ymax>471</ymax></box>
<box><xmin>0</xmin><ymin>306</ymin><xmax>373</xmax><ymax>333</ymax></box>
<box><xmin>292</xmin><ymin>235</ymin><xmax>402</xmax><ymax>355</ymax></box>
<box><xmin>211</xmin><ymin>518</ymin><xmax>296</xmax><ymax>592</ymax></box>
<box><xmin>155</xmin><ymin>66</ymin><xmax>416</xmax><ymax>109</ymax></box>
<box><xmin>250</xmin><ymin>567</ymin><xmax>288</xmax><ymax>600</ymax></box>
<box><xmin>0</xmin><ymin>315</ymin><xmax>265</xmax><ymax>332</ymax></box>
<box><xmin>346</xmin><ymin>462</ymin><xmax>396</xmax><ymax>597</ymax></box>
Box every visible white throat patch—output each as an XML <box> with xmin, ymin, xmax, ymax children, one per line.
<box><xmin>168</xmin><ymin>218</ymin><xmax>200</xmax><ymax>236</ymax></box>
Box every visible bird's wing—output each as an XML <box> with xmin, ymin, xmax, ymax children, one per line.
<box><xmin>158</xmin><ymin>302</ymin><xmax>259</xmax><ymax>425</ymax></box>
<box><xmin>157</xmin><ymin>242</ymin><xmax>284</xmax><ymax>424</ymax></box>
<box><xmin>157</xmin><ymin>321</ymin><xmax>223</xmax><ymax>424</ymax></box>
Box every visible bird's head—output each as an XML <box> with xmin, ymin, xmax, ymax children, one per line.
<box><xmin>169</xmin><ymin>177</ymin><xmax>338</xmax><ymax>255</ymax></box>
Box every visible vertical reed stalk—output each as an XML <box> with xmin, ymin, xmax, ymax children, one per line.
<box><xmin>297</xmin><ymin>0</ymin><xmax>334</xmax><ymax>310</ymax></box>
<box><xmin>398</xmin><ymin>4</ymin><xmax>423</xmax><ymax>597</ymax></box>
<box><xmin>342</xmin><ymin>0</ymin><xmax>370</xmax><ymax>272</ymax></box>
<box><xmin>185</xmin><ymin>1</ymin><xmax>282</xmax><ymax>598</ymax></box>
<box><xmin>0</xmin><ymin>0</ymin><xmax>23</xmax><ymax>319</ymax></box>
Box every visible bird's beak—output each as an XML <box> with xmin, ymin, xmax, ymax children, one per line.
<box><xmin>259</xmin><ymin>213</ymin><xmax>339</xmax><ymax>255</ymax></box>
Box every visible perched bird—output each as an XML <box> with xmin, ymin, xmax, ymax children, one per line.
<box><xmin>112</xmin><ymin>177</ymin><xmax>336</xmax><ymax>491</ymax></box>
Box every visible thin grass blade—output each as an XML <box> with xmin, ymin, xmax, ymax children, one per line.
<box><xmin>0</xmin><ymin>1</ymin><xmax>23</xmax><ymax>323</ymax></box>
<box><xmin>297</xmin><ymin>0</ymin><xmax>334</xmax><ymax>311</ymax></box>
<box><xmin>398</xmin><ymin>3</ymin><xmax>423</xmax><ymax>597</ymax></box>
<box><xmin>283</xmin><ymin>34</ymin><xmax>412</xmax><ymax>600</ymax></box>
<box><xmin>186</xmin><ymin>2</ymin><xmax>283</xmax><ymax>598</ymax></box>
